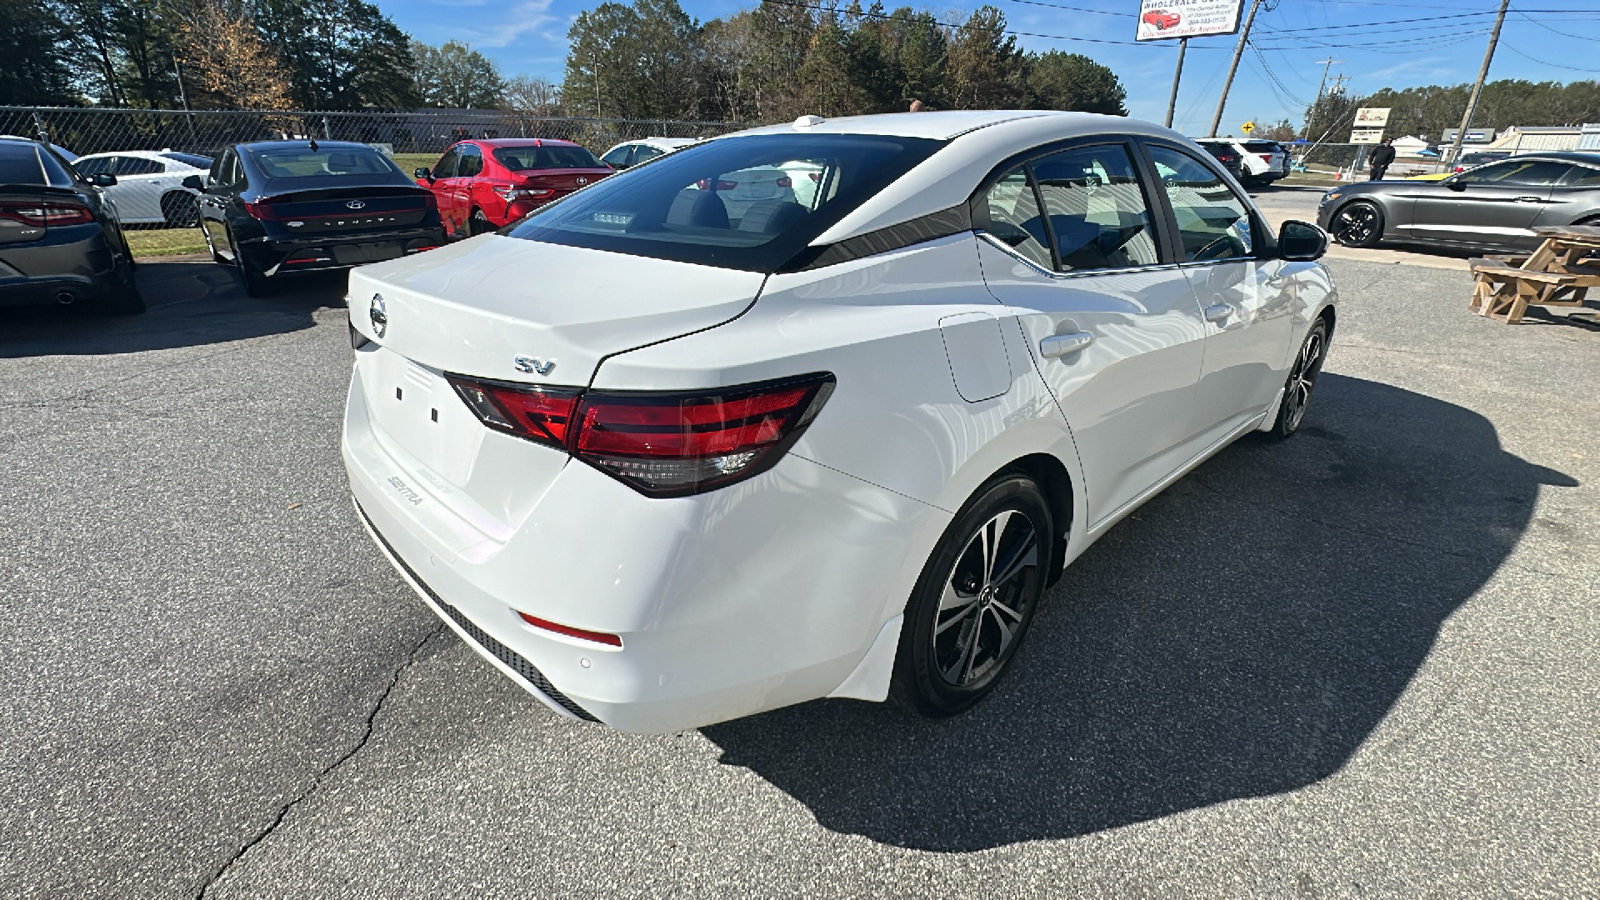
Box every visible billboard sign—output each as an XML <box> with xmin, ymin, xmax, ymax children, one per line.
<box><xmin>1135</xmin><ymin>0</ymin><xmax>1246</xmax><ymax>41</ymax></box>
<box><xmin>1353</xmin><ymin>107</ymin><xmax>1391</xmax><ymax>128</ymax></box>
<box><xmin>1350</xmin><ymin>127</ymin><xmax>1387</xmax><ymax>145</ymax></box>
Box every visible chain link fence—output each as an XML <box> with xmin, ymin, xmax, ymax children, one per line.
<box><xmin>1</xmin><ymin>106</ymin><xmax>751</xmax><ymax>257</ymax></box>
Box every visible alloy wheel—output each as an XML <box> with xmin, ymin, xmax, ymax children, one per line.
<box><xmin>1283</xmin><ymin>327</ymin><xmax>1324</xmax><ymax>432</ymax></box>
<box><xmin>1333</xmin><ymin>204</ymin><xmax>1377</xmax><ymax>245</ymax></box>
<box><xmin>932</xmin><ymin>508</ymin><xmax>1040</xmax><ymax>688</ymax></box>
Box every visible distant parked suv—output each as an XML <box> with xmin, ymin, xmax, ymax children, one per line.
<box><xmin>414</xmin><ymin>139</ymin><xmax>615</xmax><ymax>236</ymax></box>
<box><xmin>1199</xmin><ymin>138</ymin><xmax>1290</xmax><ymax>187</ymax></box>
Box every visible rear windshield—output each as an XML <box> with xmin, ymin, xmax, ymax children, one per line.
<box><xmin>507</xmin><ymin>133</ymin><xmax>944</xmax><ymax>272</ymax></box>
<box><xmin>0</xmin><ymin>142</ymin><xmax>75</xmax><ymax>187</ymax></box>
<box><xmin>493</xmin><ymin>145</ymin><xmax>603</xmax><ymax>171</ymax></box>
<box><xmin>1243</xmin><ymin>141</ymin><xmax>1281</xmax><ymax>153</ymax></box>
<box><xmin>162</xmin><ymin>152</ymin><xmax>213</xmax><ymax>169</ymax></box>
<box><xmin>247</xmin><ymin>146</ymin><xmax>409</xmax><ymax>187</ymax></box>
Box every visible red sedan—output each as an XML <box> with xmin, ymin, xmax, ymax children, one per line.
<box><xmin>413</xmin><ymin>139</ymin><xmax>614</xmax><ymax>236</ymax></box>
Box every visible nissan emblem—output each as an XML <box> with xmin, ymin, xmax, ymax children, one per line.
<box><xmin>369</xmin><ymin>293</ymin><xmax>388</xmax><ymax>338</ymax></box>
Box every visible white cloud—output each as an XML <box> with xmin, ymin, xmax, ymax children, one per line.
<box><xmin>439</xmin><ymin>0</ymin><xmax>559</xmax><ymax>48</ymax></box>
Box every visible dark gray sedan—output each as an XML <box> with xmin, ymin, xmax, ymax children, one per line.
<box><xmin>1316</xmin><ymin>152</ymin><xmax>1600</xmax><ymax>251</ymax></box>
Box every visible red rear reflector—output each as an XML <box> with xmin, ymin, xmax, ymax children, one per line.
<box><xmin>517</xmin><ymin>611</ymin><xmax>622</xmax><ymax>647</ymax></box>
<box><xmin>446</xmin><ymin>377</ymin><xmax>580</xmax><ymax>450</ymax></box>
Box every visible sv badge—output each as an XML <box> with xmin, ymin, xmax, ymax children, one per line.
<box><xmin>513</xmin><ymin>356</ymin><xmax>556</xmax><ymax>376</ymax></box>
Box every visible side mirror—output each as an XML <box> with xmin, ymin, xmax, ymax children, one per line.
<box><xmin>181</xmin><ymin>174</ymin><xmax>203</xmax><ymax>191</ymax></box>
<box><xmin>413</xmin><ymin>167</ymin><xmax>433</xmax><ymax>182</ymax></box>
<box><xmin>91</xmin><ymin>172</ymin><xmax>118</xmax><ymax>187</ymax></box>
<box><xmin>1278</xmin><ymin>220</ymin><xmax>1328</xmax><ymax>262</ymax></box>
<box><xmin>1446</xmin><ymin>177</ymin><xmax>1467</xmax><ymax>191</ymax></box>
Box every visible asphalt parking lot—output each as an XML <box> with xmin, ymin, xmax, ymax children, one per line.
<box><xmin>3</xmin><ymin>252</ymin><xmax>1598</xmax><ymax>898</ymax></box>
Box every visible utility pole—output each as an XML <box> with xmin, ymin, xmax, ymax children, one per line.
<box><xmin>1209</xmin><ymin>0</ymin><xmax>1264</xmax><ymax>137</ymax></box>
<box><xmin>1314</xmin><ymin>57</ymin><xmax>1342</xmax><ymax>101</ymax></box>
<box><xmin>1164</xmin><ymin>38</ymin><xmax>1188</xmax><ymax>129</ymax></box>
<box><xmin>173</xmin><ymin>60</ymin><xmax>198</xmax><ymax>149</ymax></box>
<box><xmin>1446</xmin><ymin>0</ymin><xmax>1510</xmax><ymax>167</ymax></box>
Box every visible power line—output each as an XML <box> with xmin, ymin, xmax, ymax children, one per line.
<box><xmin>1512</xmin><ymin>10</ymin><xmax>1600</xmax><ymax>40</ymax></box>
<box><xmin>994</xmin><ymin>0</ymin><xmax>1133</xmax><ymax>18</ymax></box>
<box><xmin>1500</xmin><ymin>41</ymin><xmax>1600</xmax><ymax>70</ymax></box>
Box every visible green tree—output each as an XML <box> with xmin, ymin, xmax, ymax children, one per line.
<box><xmin>563</xmin><ymin>0</ymin><xmax>708</xmax><ymax>120</ymax></box>
<box><xmin>1024</xmin><ymin>50</ymin><xmax>1125</xmax><ymax>115</ymax></box>
<box><xmin>0</xmin><ymin>0</ymin><xmax>79</xmax><ymax>105</ymax></box>
<box><xmin>250</xmin><ymin>0</ymin><xmax>416</xmax><ymax>109</ymax></box>
<box><xmin>945</xmin><ymin>7</ymin><xmax>1024</xmax><ymax>110</ymax></box>
<box><xmin>412</xmin><ymin>40</ymin><xmax>505</xmax><ymax>109</ymax></box>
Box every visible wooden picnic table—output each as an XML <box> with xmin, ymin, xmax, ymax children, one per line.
<box><xmin>1469</xmin><ymin>224</ymin><xmax>1600</xmax><ymax>324</ymax></box>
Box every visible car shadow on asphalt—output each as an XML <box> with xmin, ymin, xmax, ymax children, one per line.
<box><xmin>700</xmin><ymin>373</ymin><xmax>1577</xmax><ymax>851</ymax></box>
<box><xmin>0</xmin><ymin>261</ymin><xmax>346</xmax><ymax>358</ymax></box>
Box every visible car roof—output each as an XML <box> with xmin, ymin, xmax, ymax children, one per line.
<box><xmin>471</xmin><ymin>138</ymin><xmax>582</xmax><ymax>149</ymax></box>
<box><xmin>238</xmin><ymin>140</ymin><xmax>376</xmax><ymax>152</ymax></box>
<box><xmin>1505</xmin><ymin>151</ymin><xmax>1600</xmax><ymax>164</ymax></box>
<box><xmin>77</xmin><ymin>149</ymin><xmax>201</xmax><ymax>162</ymax></box>
<box><xmin>732</xmin><ymin>109</ymin><xmax>1079</xmax><ymax>141</ymax></box>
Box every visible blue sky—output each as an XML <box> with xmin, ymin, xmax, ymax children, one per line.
<box><xmin>384</xmin><ymin>0</ymin><xmax>1600</xmax><ymax>135</ymax></box>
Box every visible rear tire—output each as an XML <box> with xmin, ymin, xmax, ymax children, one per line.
<box><xmin>892</xmin><ymin>473</ymin><xmax>1054</xmax><ymax>717</ymax></box>
<box><xmin>1331</xmin><ymin>200</ymin><xmax>1383</xmax><ymax>248</ymax></box>
<box><xmin>231</xmin><ymin>235</ymin><xmax>271</xmax><ymax>297</ymax></box>
<box><xmin>469</xmin><ymin>208</ymin><xmax>492</xmax><ymax>236</ymax></box>
<box><xmin>161</xmin><ymin>192</ymin><xmax>200</xmax><ymax>228</ymax></box>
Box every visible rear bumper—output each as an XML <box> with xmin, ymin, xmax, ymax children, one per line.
<box><xmin>341</xmin><ymin>356</ymin><xmax>945</xmax><ymax>733</ymax></box>
<box><xmin>0</xmin><ymin>226</ymin><xmax>127</xmax><ymax>308</ymax></box>
<box><xmin>240</xmin><ymin>225</ymin><xmax>447</xmax><ymax>276</ymax></box>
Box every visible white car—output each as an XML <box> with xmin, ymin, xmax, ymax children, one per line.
<box><xmin>599</xmin><ymin>137</ymin><xmax>701</xmax><ymax>170</ymax></box>
<box><xmin>69</xmin><ymin>150</ymin><xmax>212</xmax><ymax>227</ymax></box>
<box><xmin>343</xmin><ymin>110</ymin><xmax>1337</xmax><ymax>733</ymax></box>
<box><xmin>1198</xmin><ymin>137</ymin><xmax>1289</xmax><ymax>186</ymax></box>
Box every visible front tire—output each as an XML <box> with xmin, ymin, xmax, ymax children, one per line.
<box><xmin>1331</xmin><ymin>200</ymin><xmax>1383</xmax><ymax>248</ymax></box>
<box><xmin>892</xmin><ymin>474</ymin><xmax>1054</xmax><ymax>717</ymax></box>
<box><xmin>1267</xmin><ymin>317</ymin><xmax>1328</xmax><ymax>439</ymax></box>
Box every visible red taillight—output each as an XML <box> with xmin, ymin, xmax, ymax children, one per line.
<box><xmin>695</xmin><ymin>178</ymin><xmax>739</xmax><ymax>192</ymax></box>
<box><xmin>421</xmin><ymin>192</ymin><xmax>438</xmax><ymax>213</ymax></box>
<box><xmin>447</xmin><ymin>373</ymin><xmax>835</xmax><ymax>496</ymax></box>
<box><xmin>0</xmin><ymin>202</ymin><xmax>93</xmax><ymax>226</ymax></box>
<box><xmin>1259</xmin><ymin>154</ymin><xmax>1273</xmax><ymax>162</ymax></box>
<box><xmin>244</xmin><ymin>199</ymin><xmax>280</xmax><ymax>221</ymax></box>
<box><xmin>808</xmin><ymin>172</ymin><xmax>822</xmax><ymax>182</ymax></box>
<box><xmin>517</xmin><ymin>611</ymin><xmax>622</xmax><ymax>647</ymax></box>
<box><xmin>775</xmin><ymin>176</ymin><xmax>792</xmax><ymax>188</ymax></box>
<box><xmin>446</xmin><ymin>377</ymin><xmax>580</xmax><ymax>450</ymax></box>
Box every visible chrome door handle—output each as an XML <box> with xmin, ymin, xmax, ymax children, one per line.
<box><xmin>1040</xmin><ymin>331</ymin><xmax>1094</xmax><ymax>359</ymax></box>
<box><xmin>1514</xmin><ymin>196</ymin><xmax>1542</xmax><ymax>203</ymax></box>
<box><xmin>1204</xmin><ymin>303</ymin><xmax>1235</xmax><ymax>322</ymax></box>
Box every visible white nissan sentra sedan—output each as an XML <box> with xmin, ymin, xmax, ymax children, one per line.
<box><xmin>342</xmin><ymin>110</ymin><xmax>1336</xmax><ymax>733</ymax></box>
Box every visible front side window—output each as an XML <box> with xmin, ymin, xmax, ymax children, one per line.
<box><xmin>600</xmin><ymin>145</ymin><xmax>632</xmax><ymax>168</ymax></box>
<box><xmin>432</xmin><ymin>147</ymin><xmax>461</xmax><ymax>178</ymax></box>
<box><xmin>633</xmin><ymin>146</ymin><xmax>664</xmax><ymax>165</ymax></box>
<box><xmin>976</xmin><ymin>167</ymin><xmax>1052</xmax><ymax>269</ymax></box>
<box><xmin>1457</xmin><ymin>160</ymin><xmax>1572</xmax><ymax>187</ymax></box>
<box><xmin>507</xmin><ymin>133</ymin><xmax>943</xmax><ymax>272</ymax></box>
<box><xmin>73</xmin><ymin>156</ymin><xmax>113</xmax><ymax>176</ymax></box>
<box><xmin>1149</xmin><ymin>145</ymin><xmax>1254</xmax><ymax>263</ymax></box>
<box><xmin>113</xmin><ymin>157</ymin><xmax>164</xmax><ymax>176</ymax></box>
<box><xmin>1032</xmin><ymin>145</ymin><xmax>1160</xmax><ymax>271</ymax></box>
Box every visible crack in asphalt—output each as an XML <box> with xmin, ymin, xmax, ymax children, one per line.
<box><xmin>193</xmin><ymin>623</ymin><xmax>444</xmax><ymax>900</ymax></box>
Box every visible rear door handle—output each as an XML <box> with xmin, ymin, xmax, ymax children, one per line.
<box><xmin>1204</xmin><ymin>303</ymin><xmax>1235</xmax><ymax>322</ymax></box>
<box><xmin>1040</xmin><ymin>331</ymin><xmax>1094</xmax><ymax>359</ymax></box>
<box><xmin>1514</xmin><ymin>196</ymin><xmax>1543</xmax><ymax>203</ymax></box>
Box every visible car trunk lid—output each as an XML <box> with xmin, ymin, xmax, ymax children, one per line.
<box><xmin>510</xmin><ymin>168</ymin><xmax>612</xmax><ymax>194</ymax></box>
<box><xmin>253</xmin><ymin>184</ymin><xmax>433</xmax><ymax>234</ymax></box>
<box><xmin>345</xmin><ymin>236</ymin><xmax>763</xmax><ymax>531</ymax></box>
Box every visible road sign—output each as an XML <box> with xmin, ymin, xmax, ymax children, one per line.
<box><xmin>1353</xmin><ymin>107</ymin><xmax>1391</xmax><ymax>128</ymax></box>
<box><xmin>1349</xmin><ymin>127</ymin><xmax>1386</xmax><ymax>145</ymax></box>
<box><xmin>1241</xmin><ymin>121</ymin><xmax>1255</xmax><ymax>134</ymax></box>
<box><xmin>1135</xmin><ymin>0</ymin><xmax>1245</xmax><ymax>41</ymax></box>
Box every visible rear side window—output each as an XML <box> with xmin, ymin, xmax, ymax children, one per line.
<box><xmin>1031</xmin><ymin>145</ymin><xmax>1159</xmax><ymax>271</ymax></box>
<box><xmin>977</xmin><ymin>168</ymin><xmax>1052</xmax><ymax>269</ymax></box>
<box><xmin>161</xmin><ymin>152</ymin><xmax>213</xmax><ymax>169</ymax></box>
<box><xmin>494</xmin><ymin>145</ymin><xmax>604</xmax><ymax>171</ymax></box>
<box><xmin>507</xmin><ymin>134</ymin><xmax>944</xmax><ymax>272</ymax></box>
<box><xmin>1150</xmin><ymin>145</ymin><xmax>1254</xmax><ymax>262</ymax></box>
<box><xmin>73</xmin><ymin>156</ymin><xmax>113</xmax><ymax>176</ymax></box>
<box><xmin>632</xmin><ymin>146</ymin><xmax>665</xmax><ymax>165</ymax></box>
<box><xmin>1243</xmin><ymin>141</ymin><xmax>1279</xmax><ymax>154</ymax></box>
<box><xmin>113</xmin><ymin>157</ymin><xmax>164</xmax><ymax>176</ymax></box>
<box><xmin>247</xmin><ymin>145</ymin><xmax>409</xmax><ymax>187</ymax></box>
<box><xmin>1559</xmin><ymin>165</ymin><xmax>1600</xmax><ymax>187</ymax></box>
<box><xmin>600</xmin><ymin>145</ymin><xmax>631</xmax><ymax>168</ymax></box>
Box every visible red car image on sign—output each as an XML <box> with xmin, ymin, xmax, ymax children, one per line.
<box><xmin>1142</xmin><ymin>10</ymin><xmax>1182</xmax><ymax>29</ymax></box>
